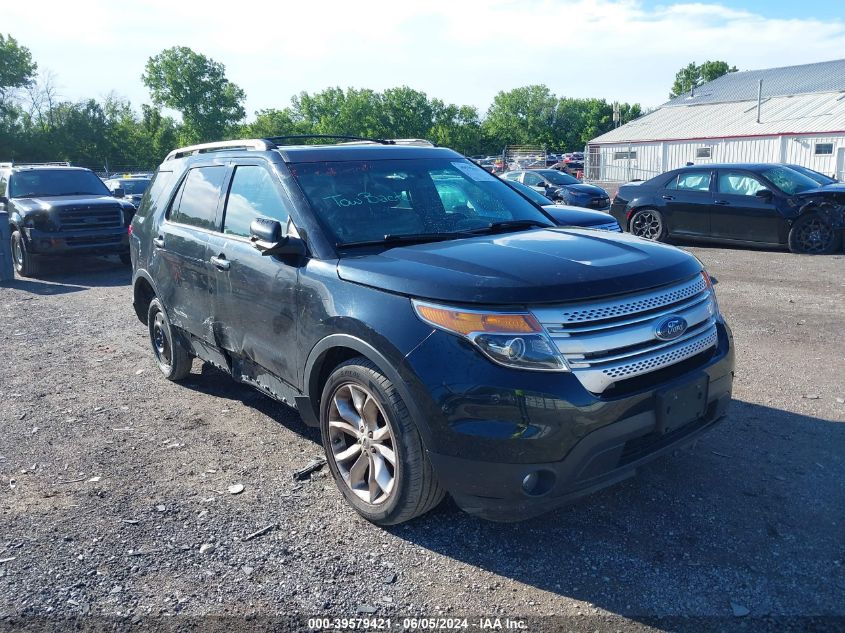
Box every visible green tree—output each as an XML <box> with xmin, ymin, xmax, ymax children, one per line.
<box><xmin>142</xmin><ymin>46</ymin><xmax>246</xmax><ymax>144</ymax></box>
<box><xmin>0</xmin><ymin>34</ymin><xmax>37</xmax><ymax>98</ymax></box>
<box><xmin>483</xmin><ymin>85</ymin><xmax>558</xmax><ymax>149</ymax></box>
<box><xmin>670</xmin><ymin>60</ymin><xmax>737</xmax><ymax>98</ymax></box>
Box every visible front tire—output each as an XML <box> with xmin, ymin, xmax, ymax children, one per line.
<box><xmin>320</xmin><ymin>358</ymin><xmax>444</xmax><ymax>525</ymax></box>
<box><xmin>788</xmin><ymin>213</ymin><xmax>841</xmax><ymax>254</ymax></box>
<box><xmin>629</xmin><ymin>208</ymin><xmax>667</xmax><ymax>241</ymax></box>
<box><xmin>147</xmin><ymin>298</ymin><xmax>192</xmax><ymax>381</ymax></box>
<box><xmin>11</xmin><ymin>229</ymin><xmax>41</xmax><ymax>277</ymax></box>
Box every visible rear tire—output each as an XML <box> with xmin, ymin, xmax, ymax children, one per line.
<box><xmin>788</xmin><ymin>213</ymin><xmax>841</xmax><ymax>254</ymax></box>
<box><xmin>320</xmin><ymin>357</ymin><xmax>445</xmax><ymax>525</ymax></box>
<box><xmin>147</xmin><ymin>298</ymin><xmax>192</xmax><ymax>381</ymax></box>
<box><xmin>11</xmin><ymin>229</ymin><xmax>41</xmax><ymax>277</ymax></box>
<box><xmin>629</xmin><ymin>208</ymin><xmax>667</xmax><ymax>242</ymax></box>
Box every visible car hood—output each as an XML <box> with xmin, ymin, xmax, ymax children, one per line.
<box><xmin>13</xmin><ymin>194</ymin><xmax>130</xmax><ymax>213</ymax></box>
<box><xmin>559</xmin><ymin>183</ymin><xmax>607</xmax><ymax>196</ymax></box>
<box><xmin>796</xmin><ymin>183</ymin><xmax>845</xmax><ymax>196</ymax></box>
<box><xmin>336</xmin><ymin>228</ymin><xmax>701</xmax><ymax>304</ymax></box>
<box><xmin>543</xmin><ymin>204</ymin><xmax>614</xmax><ymax>226</ymax></box>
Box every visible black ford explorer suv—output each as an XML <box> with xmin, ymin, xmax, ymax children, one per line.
<box><xmin>1</xmin><ymin>162</ymin><xmax>136</xmax><ymax>275</ymax></box>
<box><xmin>130</xmin><ymin>136</ymin><xmax>734</xmax><ymax>525</ymax></box>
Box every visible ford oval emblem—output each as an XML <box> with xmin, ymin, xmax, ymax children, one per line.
<box><xmin>654</xmin><ymin>315</ymin><xmax>688</xmax><ymax>341</ymax></box>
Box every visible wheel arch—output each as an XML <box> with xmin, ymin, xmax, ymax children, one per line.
<box><xmin>299</xmin><ymin>334</ymin><xmax>435</xmax><ymax>449</ymax></box>
<box><xmin>132</xmin><ymin>270</ymin><xmax>159</xmax><ymax>325</ymax></box>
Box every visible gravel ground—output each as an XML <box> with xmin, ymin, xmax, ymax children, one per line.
<box><xmin>0</xmin><ymin>245</ymin><xmax>843</xmax><ymax>631</ymax></box>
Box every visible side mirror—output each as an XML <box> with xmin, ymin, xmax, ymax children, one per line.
<box><xmin>250</xmin><ymin>217</ymin><xmax>282</xmax><ymax>243</ymax></box>
<box><xmin>250</xmin><ymin>218</ymin><xmax>306</xmax><ymax>259</ymax></box>
<box><xmin>755</xmin><ymin>188</ymin><xmax>773</xmax><ymax>200</ymax></box>
<box><xmin>112</xmin><ymin>187</ymin><xmax>125</xmax><ymax>198</ymax></box>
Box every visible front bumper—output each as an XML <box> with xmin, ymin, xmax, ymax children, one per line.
<box><xmin>403</xmin><ymin>320</ymin><xmax>734</xmax><ymax>521</ymax></box>
<box><xmin>24</xmin><ymin>227</ymin><xmax>129</xmax><ymax>256</ymax></box>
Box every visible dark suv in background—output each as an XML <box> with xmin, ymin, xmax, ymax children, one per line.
<box><xmin>131</xmin><ymin>136</ymin><xmax>734</xmax><ymax>525</ymax></box>
<box><xmin>1</xmin><ymin>162</ymin><xmax>136</xmax><ymax>275</ymax></box>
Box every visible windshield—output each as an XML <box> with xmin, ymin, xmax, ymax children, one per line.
<box><xmin>290</xmin><ymin>158</ymin><xmax>554</xmax><ymax>246</ymax></box>
<box><xmin>10</xmin><ymin>169</ymin><xmax>110</xmax><ymax>198</ymax></box>
<box><xmin>507</xmin><ymin>179</ymin><xmax>553</xmax><ymax>206</ymax></box>
<box><xmin>117</xmin><ymin>179</ymin><xmax>151</xmax><ymax>195</ymax></box>
<box><xmin>539</xmin><ymin>170</ymin><xmax>579</xmax><ymax>186</ymax></box>
<box><xmin>787</xmin><ymin>165</ymin><xmax>835</xmax><ymax>186</ymax></box>
<box><xmin>761</xmin><ymin>166</ymin><xmax>820</xmax><ymax>195</ymax></box>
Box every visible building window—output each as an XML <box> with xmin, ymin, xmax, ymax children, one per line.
<box><xmin>814</xmin><ymin>143</ymin><xmax>833</xmax><ymax>155</ymax></box>
<box><xmin>613</xmin><ymin>151</ymin><xmax>637</xmax><ymax>160</ymax></box>
<box><xmin>695</xmin><ymin>147</ymin><xmax>712</xmax><ymax>159</ymax></box>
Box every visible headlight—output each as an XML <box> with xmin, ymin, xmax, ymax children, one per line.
<box><xmin>700</xmin><ymin>270</ymin><xmax>721</xmax><ymax>317</ymax></box>
<box><xmin>412</xmin><ymin>300</ymin><xmax>569</xmax><ymax>372</ymax></box>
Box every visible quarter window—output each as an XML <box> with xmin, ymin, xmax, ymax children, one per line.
<box><xmin>523</xmin><ymin>172</ymin><xmax>543</xmax><ymax>186</ymax></box>
<box><xmin>668</xmin><ymin>172</ymin><xmax>711</xmax><ymax>191</ymax></box>
<box><xmin>717</xmin><ymin>172</ymin><xmax>765</xmax><ymax>196</ymax></box>
<box><xmin>169</xmin><ymin>166</ymin><xmax>227</xmax><ymax>230</ymax></box>
<box><xmin>223</xmin><ymin>165</ymin><xmax>290</xmax><ymax>238</ymax></box>
<box><xmin>814</xmin><ymin>143</ymin><xmax>833</xmax><ymax>155</ymax></box>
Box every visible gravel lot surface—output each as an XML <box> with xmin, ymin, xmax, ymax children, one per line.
<box><xmin>1</xmin><ymin>245</ymin><xmax>843</xmax><ymax>631</ymax></box>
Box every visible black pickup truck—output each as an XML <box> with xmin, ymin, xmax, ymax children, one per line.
<box><xmin>1</xmin><ymin>163</ymin><xmax>136</xmax><ymax>276</ymax></box>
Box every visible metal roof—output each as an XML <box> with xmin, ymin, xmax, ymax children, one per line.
<box><xmin>664</xmin><ymin>59</ymin><xmax>845</xmax><ymax>107</ymax></box>
<box><xmin>590</xmin><ymin>91</ymin><xmax>845</xmax><ymax>144</ymax></box>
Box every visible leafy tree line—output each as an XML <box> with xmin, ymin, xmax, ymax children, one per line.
<box><xmin>2</xmin><ymin>36</ymin><xmax>729</xmax><ymax>171</ymax></box>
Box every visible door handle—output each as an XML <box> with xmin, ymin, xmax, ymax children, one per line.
<box><xmin>661</xmin><ymin>195</ymin><xmax>675</xmax><ymax>200</ymax></box>
<box><xmin>210</xmin><ymin>255</ymin><xmax>230</xmax><ymax>271</ymax></box>
<box><xmin>713</xmin><ymin>200</ymin><xmax>729</xmax><ymax>205</ymax></box>
<box><xmin>152</xmin><ymin>236</ymin><xmax>165</xmax><ymax>248</ymax></box>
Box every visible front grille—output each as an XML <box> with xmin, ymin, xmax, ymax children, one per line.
<box><xmin>58</xmin><ymin>206</ymin><xmax>123</xmax><ymax>231</ymax></box>
<box><xmin>590</xmin><ymin>197</ymin><xmax>610</xmax><ymax>208</ymax></box>
<box><xmin>532</xmin><ymin>275</ymin><xmax>718</xmax><ymax>393</ymax></box>
<box><xmin>65</xmin><ymin>235</ymin><xmax>123</xmax><ymax>247</ymax></box>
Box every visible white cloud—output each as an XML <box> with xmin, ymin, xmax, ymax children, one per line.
<box><xmin>5</xmin><ymin>0</ymin><xmax>845</xmax><ymax>117</ymax></box>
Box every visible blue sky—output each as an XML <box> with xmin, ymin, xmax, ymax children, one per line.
<box><xmin>5</xmin><ymin>1</ymin><xmax>845</xmax><ymax>118</ymax></box>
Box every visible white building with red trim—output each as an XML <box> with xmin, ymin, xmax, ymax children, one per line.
<box><xmin>586</xmin><ymin>59</ymin><xmax>845</xmax><ymax>183</ymax></box>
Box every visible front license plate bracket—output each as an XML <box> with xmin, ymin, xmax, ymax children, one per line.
<box><xmin>655</xmin><ymin>374</ymin><xmax>709</xmax><ymax>435</ymax></box>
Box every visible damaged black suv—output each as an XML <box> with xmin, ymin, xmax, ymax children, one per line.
<box><xmin>130</xmin><ymin>137</ymin><xmax>734</xmax><ymax>525</ymax></box>
<box><xmin>1</xmin><ymin>162</ymin><xmax>136</xmax><ymax>276</ymax></box>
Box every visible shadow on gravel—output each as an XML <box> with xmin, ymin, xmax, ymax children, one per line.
<box><xmin>180</xmin><ymin>362</ymin><xmax>321</xmax><ymax>444</ymax></box>
<box><xmin>388</xmin><ymin>399</ymin><xmax>845</xmax><ymax>619</ymax></box>
<box><xmin>5</xmin><ymin>256</ymin><xmax>131</xmax><ymax>289</ymax></box>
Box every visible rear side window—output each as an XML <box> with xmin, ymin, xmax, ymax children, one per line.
<box><xmin>134</xmin><ymin>170</ymin><xmax>175</xmax><ymax>219</ymax></box>
<box><xmin>667</xmin><ymin>172</ymin><xmax>711</xmax><ymax>191</ymax></box>
<box><xmin>169</xmin><ymin>166</ymin><xmax>227</xmax><ymax>230</ymax></box>
<box><xmin>222</xmin><ymin>165</ymin><xmax>290</xmax><ymax>238</ymax></box>
<box><xmin>0</xmin><ymin>174</ymin><xmax>6</xmax><ymax>197</ymax></box>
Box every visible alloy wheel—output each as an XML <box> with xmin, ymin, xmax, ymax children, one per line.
<box><xmin>631</xmin><ymin>210</ymin><xmax>662</xmax><ymax>240</ymax></box>
<box><xmin>12</xmin><ymin>234</ymin><xmax>23</xmax><ymax>269</ymax></box>
<box><xmin>795</xmin><ymin>217</ymin><xmax>834</xmax><ymax>253</ymax></box>
<box><xmin>327</xmin><ymin>382</ymin><xmax>397</xmax><ymax>505</ymax></box>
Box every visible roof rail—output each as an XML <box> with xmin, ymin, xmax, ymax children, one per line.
<box><xmin>389</xmin><ymin>138</ymin><xmax>436</xmax><ymax>146</ymax></box>
<box><xmin>2</xmin><ymin>161</ymin><xmax>72</xmax><ymax>168</ymax></box>
<box><xmin>164</xmin><ymin>139</ymin><xmax>277</xmax><ymax>162</ymax></box>
<box><xmin>265</xmin><ymin>134</ymin><xmax>395</xmax><ymax>146</ymax></box>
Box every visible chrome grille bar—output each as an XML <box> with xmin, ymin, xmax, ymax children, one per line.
<box><xmin>531</xmin><ymin>275</ymin><xmax>718</xmax><ymax>393</ymax></box>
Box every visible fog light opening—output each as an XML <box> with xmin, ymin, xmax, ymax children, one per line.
<box><xmin>521</xmin><ymin>469</ymin><xmax>556</xmax><ymax>497</ymax></box>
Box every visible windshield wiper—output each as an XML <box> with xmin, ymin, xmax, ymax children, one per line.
<box><xmin>336</xmin><ymin>232</ymin><xmax>466</xmax><ymax>248</ymax></box>
<box><xmin>468</xmin><ymin>219</ymin><xmax>552</xmax><ymax>234</ymax></box>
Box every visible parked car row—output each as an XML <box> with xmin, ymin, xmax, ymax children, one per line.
<box><xmin>610</xmin><ymin>162</ymin><xmax>845</xmax><ymax>254</ymax></box>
